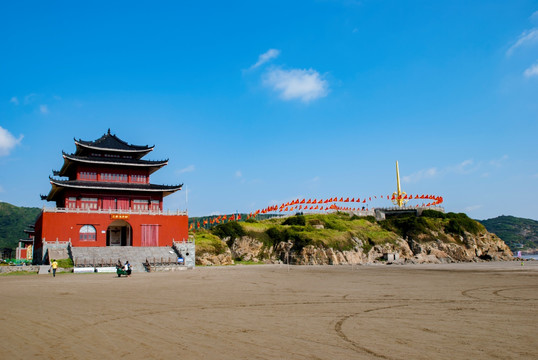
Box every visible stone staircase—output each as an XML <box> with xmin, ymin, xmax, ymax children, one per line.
<box><xmin>70</xmin><ymin>246</ymin><xmax>179</xmax><ymax>272</ymax></box>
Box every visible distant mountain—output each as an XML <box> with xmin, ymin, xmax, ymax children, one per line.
<box><xmin>0</xmin><ymin>202</ymin><xmax>41</xmax><ymax>250</ymax></box>
<box><xmin>479</xmin><ymin>216</ymin><xmax>538</xmax><ymax>251</ymax></box>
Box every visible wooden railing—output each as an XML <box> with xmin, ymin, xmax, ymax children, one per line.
<box><xmin>42</xmin><ymin>207</ymin><xmax>187</xmax><ymax>216</ymax></box>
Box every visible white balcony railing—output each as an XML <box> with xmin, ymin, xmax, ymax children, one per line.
<box><xmin>42</xmin><ymin>207</ymin><xmax>188</xmax><ymax>216</ymax></box>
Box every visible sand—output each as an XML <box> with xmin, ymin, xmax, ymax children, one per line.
<box><xmin>1</xmin><ymin>261</ymin><xmax>537</xmax><ymax>359</ymax></box>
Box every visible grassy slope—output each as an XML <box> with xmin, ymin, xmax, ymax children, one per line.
<box><xmin>197</xmin><ymin>211</ymin><xmax>487</xmax><ymax>255</ymax></box>
<box><xmin>0</xmin><ymin>202</ymin><xmax>41</xmax><ymax>250</ymax></box>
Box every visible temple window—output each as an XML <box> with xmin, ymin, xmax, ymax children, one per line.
<box><xmin>80</xmin><ymin>197</ymin><xmax>98</xmax><ymax>210</ymax></box>
<box><xmin>80</xmin><ymin>171</ymin><xmax>97</xmax><ymax>180</ymax></box>
<box><xmin>133</xmin><ymin>199</ymin><xmax>149</xmax><ymax>211</ymax></box>
<box><xmin>130</xmin><ymin>174</ymin><xmax>147</xmax><ymax>183</ymax></box>
<box><xmin>101</xmin><ymin>173</ymin><xmax>128</xmax><ymax>182</ymax></box>
<box><xmin>66</xmin><ymin>197</ymin><xmax>77</xmax><ymax>209</ymax></box>
<box><xmin>150</xmin><ymin>200</ymin><xmax>160</xmax><ymax>211</ymax></box>
<box><xmin>79</xmin><ymin>225</ymin><xmax>96</xmax><ymax>241</ymax></box>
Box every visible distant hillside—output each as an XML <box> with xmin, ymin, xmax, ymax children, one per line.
<box><xmin>0</xmin><ymin>202</ymin><xmax>41</xmax><ymax>250</ymax></box>
<box><xmin>479</xmin><ymin>216</ymin><xmax>538</xmax><ymax>251</ymax></box>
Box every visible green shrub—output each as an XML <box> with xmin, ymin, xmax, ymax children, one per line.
<box><xmin>283</xmin><ymin>215</ymin><xmax>306</xmax><ymax>226</ymax></box>
<box><xmin>444</xmin><ymin>212</ymin><xmax>483</xmax><ymax>235</ymax></box>
<box><xmin>421</xmin><ymin>209</ymin><xmax>446</xmax><ymax>218</ymax></box>
<box><xmin>211</xmin><ymin>221</ymin><xmax>245</xmax><ymax>244</ymax></box>
<box><xmin>363</xmin><ymin>215</ymin><xmax>377</xmax><ymax>223</ymax></box>
<box><xmin>445</xmin><ymin>219</ymin><xmax>464</xmax><ymax>236</ymax></box>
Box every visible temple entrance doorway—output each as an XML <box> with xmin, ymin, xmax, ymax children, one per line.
<box><xmin>107</xmin><ymin>220</ymin><xmax>132</xmax><ymax>246</ymax></box>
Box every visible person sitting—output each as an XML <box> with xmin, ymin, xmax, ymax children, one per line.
<box><xmin>124</xmin><ymin>261</ymin><xmax>132</xmax><ymax>276</ymax></box>
<box><xmin>143</xmin><ymin>258</ymin><xmax>151</xmax><ymax>272</ymax></box>
<box><xmin>116</xmin><ymin>259</ymin><xmax>123</xmax><ymax>270</ymax></box>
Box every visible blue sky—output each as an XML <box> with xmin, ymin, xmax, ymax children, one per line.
<box><xmin>1</xmin><ymin>1</ymin><xmax>537</xmax><ymax>220</ymax></box>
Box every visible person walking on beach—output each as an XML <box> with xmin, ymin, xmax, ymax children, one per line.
<box><xmin>51</xmin><ymin>259</ymin><xmax>58</xmax><ymax>277</ymax></box>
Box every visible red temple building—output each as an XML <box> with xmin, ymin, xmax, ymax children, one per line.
<box><xmin>32</xmin><ymin>130</ymin><xmax>190</xmax><ymax>266</ymax></box>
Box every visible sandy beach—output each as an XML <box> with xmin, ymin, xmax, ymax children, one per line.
<box><xmin>1</xmin><ymin>261</ymin><xmax>537</xmax><ymax>359</ymax></box>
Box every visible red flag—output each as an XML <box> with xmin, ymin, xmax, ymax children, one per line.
<box><xmin>344</xmin><ymin>197</ymin><xmax>349</xmax><ymax>202</ymax></box>
<box><xmin>307</xmin><ymin>199</ymin><xmax>312</xmax><ymax>204</ymax></box>
<box><xmin>300</xmin><ymin>199</ymin><xmax>305</xmax><ymax>204</ymax></box>
<box><xmin>363</xmin><ymin>199</ymin><xmax>366</xmax><ymax>203</ymax></box>
<box><xmin>189</xmin><ymin>223</ymin><xmax>193</xmax><ymax>230</ymax></box>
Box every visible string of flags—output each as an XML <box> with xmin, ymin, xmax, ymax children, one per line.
<box><xmin>246</xmin><ymin>194</ymin><xmax>443</xmax><ymax>220</ymax></box>
<box><xmin>189</xmin><ymin>194</ymin><xmax>443</xmax><ymax>230</ymax></box>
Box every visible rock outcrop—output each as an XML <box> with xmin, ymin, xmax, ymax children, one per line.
<box><xmin>197</xmin><ymin>230</ymin><xmax>513</xmax><ymax>266</ymax></box>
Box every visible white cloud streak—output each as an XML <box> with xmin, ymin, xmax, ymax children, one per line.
<box><xmin>524</xmin><ymin>62</ymin><xmax>538</xmax><ymax>77</ymax></box>
<box><xmin>9</xmin><ymin>97</ymin><xmax>19</xmax><ymax>105</ymax></box>
<box><xmin>0</xmin><ymin>126</ymin><xmax>23</xmax><ymax>156</ymax></box>
<box><xmin>464</xmin><ymin>204</ymin><xmax>482</xmax><ymax>212</ymax></box>
<box><xmin>24</xmin><ymin>93</ymin><xmax>37</xmax><ymax>104</ymax></box>
<box><xmin>250</xmin><ymin>49</ymin><xmax>280</xmax><ymax>69</ymax></box>
<box><xmin>176</xmin><ymin>165</ymin><xmax>195</xmax><ymax>174</ymax></box>
<box><xmin>402</xmin><ymin>167</ymin><xmax>438</xmax><ymax>183</ymax></box>
<box><xmin>507</xmin><ymin>28</ymin><xmax>538</xmax><ymax>56</ymax></box>
<box><xmin>489</xmin><ymin>155</ymin><xmax>509</xmax><ymax>167</ymax></box>
<box><xmin>40</xmin><ymin>104</ymin><xmax>49</xmax><ymax>114</ymax></box>
<box><xmin>263</xmin><ymin>68</ymin><xmax>329</xmax><ymax>102</ymax></box>
<box><xmin>402</xmin><ymin>159</ymin><xmax>476</xmax><ymax>183</ymax></box>
<box><xmin>235</xmin><ymin>170</ymin><xmax>242</xmax><ymax>178</ymax></box>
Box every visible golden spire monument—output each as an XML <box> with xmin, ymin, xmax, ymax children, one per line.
<box><xmin>392</xmin><ymin>161</ymin><xmax>408</xmax><ymax>207</ymax></box>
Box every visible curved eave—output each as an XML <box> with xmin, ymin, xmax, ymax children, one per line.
<box><xmin>74</xmin><ymin>141</ymin><xmax>154</xmax><ymax>154</ymax></box>
<box><xmin>58</xmin><ymin>153</ymin><xmax>168</xmax><ymax>176</ymax></box>
<box><xmin>47</xmin><ymin>179</ymin><xmax>182</xmax><ymax>199</ymax></box>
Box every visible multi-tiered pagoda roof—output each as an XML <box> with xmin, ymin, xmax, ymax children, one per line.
<box><xmin>43</xmin><ymin>130</ymin><xmax>182</xmax><ymax>204</ymax></box>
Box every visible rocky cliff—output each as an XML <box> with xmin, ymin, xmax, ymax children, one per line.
<box><xmin>195</xmin><ymin>212</ymin><xmax>513</xmax><ymax>266</ymax></box>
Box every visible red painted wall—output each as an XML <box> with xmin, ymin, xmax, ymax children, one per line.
<box><xmin>35</xmin><ymin>211</ymin><xmax>188</xmax><ymax>248</ymax></box>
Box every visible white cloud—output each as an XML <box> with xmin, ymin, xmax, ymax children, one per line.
<box><xmin>524</xmin><ymin>62</ymin><xmax>538</xmax><ymax>77</ymax></box>
<box><xmin>39</xmin><ymin>104</ymin><xmax>49</xmax><ymax>114</ymax></box>
<box><xmin>453</xmin><ymin>159</ymin><xmax>474</xmax><ymax>173</ymax></box>
<box><xmin>235</xmin><ymin>170</ymin><xmax>242</xmax><ymax>178</ymax></box>
<box><xmin>489</xmin><ymin>155</ymin><xmax>509</xmax><ymax>167</ymax></box>
<box><xmin>0</xmin><ymin>126</ymin><xmax>23</xmax><ymax>156</ymax></box>
<box><xmin>402</xmin><ymin>167</ymin><xmax>438</xmax><ymax>183</ymax></box>
<box><xmin>532</xmin><ymin>11</ymin><xmax>538</xmax><ymax>21</ymax></box>
<box><xmin>464</xmin><ymin>204</ymin><xmax>483</xmax><ymax>212</ymax></box>
<box><xmin>507</xmin><ymin>28</ymin><xmax>538</xmax><ymax>56</ymax></box>
<box><xmin>9</xmin><ymin>97</ymin><xmax>19</xmax><ymax>105</ymax></box>
<box><xmin>0</xmin><ymin>185</ymin><xmax>4</xmax><ymax>193</ymax></box>
<box><xmin>250</xmin><ymin>49</ymin><xmax>280</xmax><ymax>69</ymax></box>
<box><xmin>263</xmin><ymin>68</ymin><xmax>329</xmax><ymax>102</ymax></box>
<box><xmin>176</xmin><ymin>165</ymin><xmax>195</xmax><ymax>174</ymax></box>
<box><xmin>24</xmin><ymin>93</ymin><xmax>37</xmax><ymax>104</ymax></box>
<box><xmin>402</xmin><ymin>159</ymin><xmax>475</xmax><ymax>183</ymax></box>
